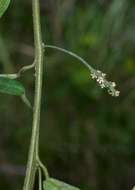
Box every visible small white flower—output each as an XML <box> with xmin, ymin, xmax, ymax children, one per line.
<box><xmin>115</xmin><ymin>91</ymin><xmax>120</xmax><ymax>97</ymax></box>
<box><xmin>102</xmin><ymin>73</ymin><xmax>106</xmax><ymax>77</ymax></box>
<box><xmin>97</xmin><ymin>77</ymin><xmax>104</xmax><ymax>84</ymax></box>
<box><xmin>108</xmin><ymin>90</ymin><xmax>120</xmax><ymax>97</ymax></box>
<box><xmin>111</xmin><ymin>82</ymin><xmax>116</xmax><ymax>87</ymax></box>
<box><xmin>100</xmin><ymin>83</ymin><xmax>105</xmax><ymax>88</ymax></box>
<box><xmin>91</xmin><ymin>72</ymin><xmax>97</xmax><ymax>79</ymax></box>
<box><xmin>97</xmin><ymin>70</ymin><xmax>101</xmax><ymax>74</ymax></box>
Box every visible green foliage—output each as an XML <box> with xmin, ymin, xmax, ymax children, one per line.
<box><xmin>0</xmin><ymin>77</ymin><xmax>25</xmax><ymax>96</ymax></box>
<box><xmin>0</xmin><ymin>77</ymin><xmax>31</xmax><ymax>108</ymax></box>
<box><xmin>43</xmin><ymin>178</ymin><xmax>80</xmax><ymax>190</ymax></box>
<box><xmin>0</xmin><ymin>0</ymin><xmax>135</xmax><ymax>190</ymax></box>
<box><xmin>0</xmin><ymin>0</ymin><xmax>10</xmax><ymax>18</ymax></box>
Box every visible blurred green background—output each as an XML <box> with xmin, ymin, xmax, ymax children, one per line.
<box><xmin>0</xmin><ymin>0</ymin><xmax>135</xmax><ymax>189</ymax></box>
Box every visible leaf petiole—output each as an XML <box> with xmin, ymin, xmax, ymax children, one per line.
<box><xmin>0</xmin><ymin>62</ymin><xmax>35</xmax><ymax>79</ymax></box>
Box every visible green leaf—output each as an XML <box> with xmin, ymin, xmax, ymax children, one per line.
<box><xmin>0</xmin><ymin>0</ymin><xmax>10</xmax><ymax>18</ymax></box>
<box><xmin>0</xmin><ymin>77</ymin><xmax>31</xmax><ymax>108</ymax></box>
<box><xmin>132</xmin><ymin>187</ymin><xmax>135</xmax><ymax>190</ymax></box>
<box><xmin>0</xmin><ymin>77</ymin><xmax>25</xmax><ymax>96</ymax></box>
<box><xmin>43</xmin><ymin>178</ymin><xmax>81</xmax><ymax>190</ymax></box>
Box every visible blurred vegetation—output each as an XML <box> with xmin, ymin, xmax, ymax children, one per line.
<box><xmin>0</xmin><ymin>0</ymin><xmax>135</xmax><ymax>189</ymax></box>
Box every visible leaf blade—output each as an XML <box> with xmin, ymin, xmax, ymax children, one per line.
<box><xmin>0</xmin><ymin>0</ymin><xmax>10</xmax><ymax>18</ymax></box>
<box><xmin>0</xmin><ymin>77</ymin><xmax>31</xmax><ymax>108</ymax></box>
<box><xmin>0</xmin><ymin>77</ymin><xmax>25</xmax><ymax>96</ymax></box>
<box><xmin>43</xmin><ymin>178</ymin><xmax>81</xmax><ymax>190</ymax></box>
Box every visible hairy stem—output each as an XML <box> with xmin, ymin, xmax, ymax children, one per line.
<box><xmin>22</xmin><ymin>0</ymin><xmax>43</xmax><ymax>189</ymax></box>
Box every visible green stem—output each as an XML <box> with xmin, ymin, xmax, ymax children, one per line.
<box><xmin>38</xmin><ymin>168</ymin><xmax>42</xmax><ymax>190</ymax></box>
<box><xmin>37</xmin><ymin>156</ymin><xmax>49</xmax><ymax>179</ymax></box>
<box><xmin>22</xmin><ymin>0</ymin><xmax>43</xmax><ymax>189</ymax></box>
<box><xmin>44</xmin><ymin>45</ymin><xmax>94</xmax><ymax>72</ymax></box>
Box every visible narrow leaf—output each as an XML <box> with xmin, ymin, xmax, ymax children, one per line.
<box><xmin>43</xmin><ymin>178</ymin><xmax>80</xmax><ymax>190</ymax></box>
<box><xmin>0</xmin><ymin>77</ymin><xmax>31</xmax><ymax>108</ymax></box>
<box><xmin>0</xmin><ymin>77</ymin><xmax>25</xmax><ymax>96</ymax></box>
<box><xmin>0</xmin><ymin>0</ymin><xmax>10</xmax><ymax>18</ymax></box>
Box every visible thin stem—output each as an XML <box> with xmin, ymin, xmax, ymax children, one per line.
<box><xmin>44</xmin><ymin>45</ymin><xmax>95</xmax><ymax>73</ymax></box>
<box><xmin>22</xmin><ymin>0</ymin><xmax>44</xmax><ymax>189</ymax></box>
<box><xmin>0</xmin><ymin>74</ymin><xmax>18</xmax><ymax>79</ymax></box>
<box><xmin>38</xmin><ymin>168</ymin><xmax>42</xmax><ymax>190</ymax></box>
<box><xmin>18</xmin><ymin>62</ymin><xmax>35</xmax><ymax>76</ymax></box>
<box><xmin>44</xmin><ymin>45</ymin><xmax>119</xmax><ymax>97</ymax></box>
<box><xmin>37</xmin><ymin>156</ymin><xmax>49</xmax><ymax>179</ymax></box>
<box><xmin>0</xmin><ymin>62</ymin><xmax>35</xmax><ymax>79</ymax></box>
<box><xmin>36</xmin><ymin>129</ymin><xmax>49</xmax><ymax>179</ymax></box>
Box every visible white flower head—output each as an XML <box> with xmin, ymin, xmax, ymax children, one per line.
<box><xmin>90</xmin><ymin>69</ymin><xmax>120</xmax><ymax>97</ymax></box>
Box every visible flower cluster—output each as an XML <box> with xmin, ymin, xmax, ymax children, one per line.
<box><xmin>90</xmin><ymin>70</ymin><xmax>120</xmax><ymax>97</ymax></box>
